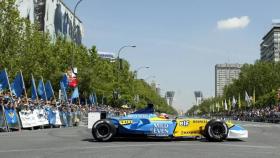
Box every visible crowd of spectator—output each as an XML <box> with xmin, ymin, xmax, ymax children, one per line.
<box><xmin>89</xmin><ymin>105</ymin><xmax>135</xmax><ymax>116</ymax></box>
<box><xmin>0</xmin><ymin>92</ymin><xmax>136</xmax><ymax>131</ymax></box>
<box><xmin>212</xmin><ymin>105</ymin><xmax>280</xmax><ymax>123</ymax></box>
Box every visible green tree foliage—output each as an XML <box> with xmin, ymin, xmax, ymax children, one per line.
<box><xmin>187</xmin><ymin>61</ymin><xmax>280</xmax><ymax>114</ymax></box>
<box><xmin>0</xmin><ymin>0</ymin><xmax>176</xmax><ymax>114</ymax></box>
<box><xmin>224</xmin><ymin>61</ymin><xmax>280</xmax><ymax>107</ymax></box>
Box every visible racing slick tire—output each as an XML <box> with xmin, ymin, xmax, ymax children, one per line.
<box><xmin>204</xmin><ymin>119</ymin><xmax>228</xmax><ymax>142</ymax></box>
<box><xmin>92</xmin><ymin>119</ymin><xmax>116</xmax><ymax>142</ymax></box>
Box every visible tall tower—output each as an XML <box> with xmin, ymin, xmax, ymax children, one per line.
<box><xmin>194</xmin><ymin>91</ymin><xmax>203</xmax><ymax>105</ymax></box>
<box><xmin>165</xmin><ymin>91</ymin><xmax>175</xmax><ymax>106</ymax></box>
<box><xmin>215</xmin><ymin>63</ymin><xmax>243</xmax><ymax>97</ymax></box>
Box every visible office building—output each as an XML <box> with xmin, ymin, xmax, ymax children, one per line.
<box><xmin>16</xmin><ymin>0</ymin><xmax>83</xmax><ymax>44</ymax></box>
<box><xmin>215</xmin><ymin>63</ymin><xmax>243</xmax><ymax>97</ymax></box>
<box><xmin>194</xmin><ymin>91</ymin><xmax>203</xmax><ymax>106</ymax></box>
<box><xmin>260</xmin><ymin>24</ymin><xmax>280</xmax><ymax>62</ymax></box>
<box><xmin>165</xmin><ymin>91</ymin><xmax>175</xmax><ymax>106</ymax></box>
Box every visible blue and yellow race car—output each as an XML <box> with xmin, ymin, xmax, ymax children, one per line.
<box><xmin>91</xmin><ymin>104</ymin><xmax>248</xmax><ymax>142</ymax></box>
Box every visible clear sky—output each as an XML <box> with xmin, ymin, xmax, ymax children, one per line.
<box><xmin>64</xmin><ymin>0</ymin><xmax>280</xmax><ymax>112</ymax></box>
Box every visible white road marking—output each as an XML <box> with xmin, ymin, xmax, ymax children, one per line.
<box><xmin>0</xmin><ymin>142</ymin><xmax>276</xmax><ymax>153</ymax></box>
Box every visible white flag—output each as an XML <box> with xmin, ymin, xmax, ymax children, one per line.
<box><xmin>224</xmin><ymin>99</ymin><xmax>228</xmax><ymax>111</ymax></box>
<box><xmin>216</xmin><ymin>102</ymin><xmax>220</xmax><ymax>112</ymax></box>
<box><xmin>232</xmin><ymin>96</ymin><xmax>237</xmax><ymax>108</ymax></box>
<box><xmin>245</xmin><ymin>91</ymin><xmax>251</xmax><ymax>107</ymax></box>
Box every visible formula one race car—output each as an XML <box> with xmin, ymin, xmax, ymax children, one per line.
<box><xmin>91</xmin><ymin>104</ymin><xmax>248</xmax><ymax>142</ymax></box>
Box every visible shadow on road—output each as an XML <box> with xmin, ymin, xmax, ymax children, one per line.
<box><xmin>82</xmin><ymin>137</ymin><xmax>245</xmax><ymax>143</ymax></box>
<box><xmin>81</xmin><ymin>137</ymin><xmax>215</xmax><ymax>143</ymax></box>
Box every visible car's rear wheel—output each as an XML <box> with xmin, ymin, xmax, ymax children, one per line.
<box><xmin>92</xmin><ymin>119</ymin><xmax>116</xmax><ymax>142</ymax></box>
<box><xmin>204</xmin><ymin>119</ymin><xmax>228</xmax><ymax>142</ymax></box>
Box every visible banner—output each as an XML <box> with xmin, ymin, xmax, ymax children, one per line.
<box><xmin>19</xmin><ymin>109</ymin><xmax>49</xmax><ymax>128</ymax></box>
<box><xmin>31</xmin><ymin>74</ymin><xmax>38</xmax><ymax>101</ymax></box>
<box><xmin>4</xmin><ymin>107</ymin><xmax>19</xmax><ymax>128</ymax></box>
<box><xmin>59</xmin><ymin>110</ymin><xmax>74</xmax><ymax>127</ymax></box>
<box><xmin>19</xmin><ymin>110</ymin><xmax>37</xmax><ymax>128</ymax></box>
<box><xmin>60</xmin><ymin>111</ymin><xmax>68</xmax><ymax>127</ymax></box>
<box><xmin>46</xmin><ymin>107</ymin><xmax>62</xmax><ymax>125</ymax></box>
<box><xmin>33</xmin><ymin>109</ymin><xmax>49</xmax><ymax>126</ymax></box>
<box><xmin>54</xmin><ymin>110</ymin><xmax>62</xmax><ymax>125</ymax></box>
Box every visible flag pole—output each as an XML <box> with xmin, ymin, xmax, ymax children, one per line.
<box><xmin>41</xmin><ymin>76</ymin><xmax>47</xmax><ymax>102</ymax></box>
<box><xmin>20</xmin><ymin>70</ymin><xmax>28</xmax><ymax>104</ymax></box>
<box><xmin>5</xmin><ymin>69</ymin><xmax>13</xmax><ymax>99</ymax></box>
<box><xmin>49</xmin><ymin>81</ymin><xmax>56</xmax><ymax>103</ymax></box>
<box><xmin>31</xmin><ymin>74</ymin><xmax>39</xmax><ymax>105</ymax></box>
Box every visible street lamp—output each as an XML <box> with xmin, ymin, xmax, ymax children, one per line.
<box><xmin>134</xmin><ymin>66</ymin><xmax>149</xmax><ymax>79</ymax></box>
<box><xmin>71</xmin><ymin>0</ymin><xmax>83</xmax><ymax>68</ymax></box>
<box><xmin>116</xmin><ymin>45</ymin><xmax>136</xmax><ymax>98</ymax></box>
<box><xmin>117</xmin><ymin>45</ymin><xmax>136</xmax><ymax>59</ymax></box>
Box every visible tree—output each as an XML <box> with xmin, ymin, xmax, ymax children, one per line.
<box><xmin>0</xmin><ymin>0</ymin><xmax>176</xmax><ymax>114</ymax></box>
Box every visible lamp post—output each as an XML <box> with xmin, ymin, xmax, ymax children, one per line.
<box><xmin>117</xmin><ymin>45</ymin><xmax>136</xmax><ymax>59</ymax></box>
<box><xmin>134</xmin><ymin>66</ymin><xmax>149</xmax><ymax>79</ymax></box>
<box><xmin>116</xmin><ymin>45</ymin><xmax>136</xmax><ymax>99</ymax></box>
<box><xmin>71</xmin><ymin>0</ymin><xmax>83</xmax><ymax>68</ymax></box>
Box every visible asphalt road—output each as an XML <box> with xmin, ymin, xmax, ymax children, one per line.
<box><xmin>0</xmin><ymin>121</ymin><xmax>280</xmax><ymax>158</ymax></box>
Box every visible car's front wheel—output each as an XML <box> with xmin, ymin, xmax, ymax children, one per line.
<box><xmin>92</xmin><ymin>119</ymin><xmax>116</xmax><ymax>142</ymax></box>
<box><xmin>204</xmin><ymin>119</ymin><xmax>228</xmax><ymax>142</ymax></box>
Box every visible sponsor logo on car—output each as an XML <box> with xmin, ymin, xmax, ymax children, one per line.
<box><xmin>119</xmin><ymin>119</ymin><xmax>133</xmax><ymax>125</ymax></box>
<box><xmin>151</xmin><ymin>123</ymin><xmax>169</xmax><ymax>136</ymax></box>
<box><xmin>192</xmin><ymin>120</ymin><xmax>208</xmax><ymax>124</ymax></box>
<box><xmin>179</xmin><ymin>120</ymin><xmax>189</xmax><ymax>126</ymax></box>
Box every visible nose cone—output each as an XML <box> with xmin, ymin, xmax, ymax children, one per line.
<box><xmin>227</xmin><ymin>124</ymin><xmax>248</xmax><ymax>139</ymax></box>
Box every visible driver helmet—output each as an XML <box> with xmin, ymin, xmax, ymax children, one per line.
<box><xmin>159</xmin><ymin>113</ymin><xmax>169</xmax><ymax>119</ymax></box>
